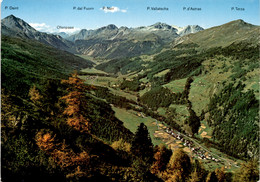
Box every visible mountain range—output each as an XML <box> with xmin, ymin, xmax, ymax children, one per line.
<box><xmin>1</xmin><ymin>15</ymin><xmax>259</xmax><ymax>61</ymax></box>
<box><xmin>1</xmin><ymin>15</ymin><xmax>204</xmax><ymax>58</ymax></box>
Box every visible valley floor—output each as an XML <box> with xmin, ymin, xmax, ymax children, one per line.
<box><xmin>79</xmin><ymin>65</ymin><xmax>244</xmax><ymax>173</ymax></box>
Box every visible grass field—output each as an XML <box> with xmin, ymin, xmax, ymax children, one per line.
<box><xmin>197</xmin><ymin>120</ymin><xmax>213</xmax><ymax>139</ymax></box>
<box><xmin>81</xmin><ymin>67</ymin><xmax>109</xmax><ymax>74</ymax></box>
<box><xmin>189</xmin><ymin>57</ymin><xmax>233</xmax><ymax>115</ymax></box>
<box><xmin>76</xmin><ymin>54</ymin><xmax>108</xmax><ymax>64</ymax></box>
<box><xmin>80</xmin><ymin>72</ymin><xmax>138</xmax><ymax>101</ymax></box>
<box><xmin>80</xmin><ymin>75</ymin><xmax>118</xmax><ymax>87</ymax></box>
<box><xmin>169</xmin><ymin>104</ymin><xmax>189</xmax><ymax>126</ymax></box>
<box><xmin>139</xmin><ymin>87</ymin><xmax>151</xmax><ymax>96</ymax></box>
<box><xmin>109</xmin><ymin>88</ymin><xmax>137</xmax><ymax>102</ymax></box>
<box><xmin>154</xmin><ymin>69</ymin><xmax>170</xmax><ymax>77</ymax></box>
<box><xmin>112</xmin><ymin>107</ymin><xmax>164</xmax><ymax>146</ymax></box>
<box><xmin>243</xmin><ymin>68</ymin><xmax>260</xmax><ymax>97</ymax></box>
<box><xmin>157</xmin><ymin>107</ymin><xmax>166</xmax><ymax>116</ymax></box>
<box><xmin>163</xmin><ymin>78</ymin><xmax>187</xmax><ymax>93</ymax></box>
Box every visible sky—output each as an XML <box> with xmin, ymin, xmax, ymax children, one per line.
<box><xmin>1</xmin><ymin>0</ymin><xmax>259</xmax><ymax>34</ymax></box>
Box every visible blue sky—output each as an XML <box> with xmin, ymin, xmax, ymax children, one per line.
<box><xmin>1</xmin><ymin>0</ymin><xmax>259</xmax><ymax>34</ymax></box>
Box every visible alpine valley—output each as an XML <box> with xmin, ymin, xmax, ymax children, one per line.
<box><xmin>1</xmin><ymin>15</ymin><xmax>259</xmax><ymax>182</ymax></box>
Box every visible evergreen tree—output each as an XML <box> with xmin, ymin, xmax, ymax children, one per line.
<box><xmin>191</xmin><ymin>159</ymin><xmax>207</xmax><ymax>182</ymax></box>
<box><xmin>185</xmin><ymin>101</ymin><xmax>201</xmax><ymax>135</ymax></box>
<box><xmin>206</xmin><ymin>171</ymin><xmax>218</xmax><ymax>182</ymax></box>
<box><xmin>131</xmin><ymin>123</ymin><xmax>154</xmax><ymax>164</ymax></box>
<box><xmin>183</xmin><ymin>77</ymin><xmax>193</xmax><ymax>100</ymax></box>
<box><xmin>41</xmin><ymin>79</ymin><xmax>62</xmax><ymax>115</ymax></box>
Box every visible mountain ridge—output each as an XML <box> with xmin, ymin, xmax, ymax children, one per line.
<box><xmin>2</xmin><ymin>15</ymin><xmax>257</xmax><ymax>60</ymax></box>
<box><xmin>67</xmin><ymin>22</ymin><xmax>203</xmax><ymax>42</ymax></box>
<box><xmin>172</xmin><ymin>19</ymin><xmax>259</xmax><ymax>49</ymax></box>
<box><xmin>1</xmin><ymin>15</ymin><xmax>76</xmax><ymax>53</ymax></box>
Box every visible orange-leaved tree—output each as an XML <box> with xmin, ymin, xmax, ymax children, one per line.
<box><xmin>35</xmin><ymin>130</ymin><xmax>91</xmax><ymax>169</ymax></box>
<box><xmin>28</xmin><ymin>85</ymin><xmax>43</xmax><ymax>106</ymax></box>
<box><xmin>151</xmin><ymin>144</ymin><xmax>172</xmax><ymax>174</ymax></box>
<box><xmin>61</xmin><ymin>72</ymin><xmax>91</xmax><ymax>132</ymax></box>
<box><xmin>35</xmin><ymin>130</ymin><xmax>56</xmax><ymax>153</ymax></box>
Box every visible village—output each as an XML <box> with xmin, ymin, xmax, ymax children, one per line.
<box><xmin>164</xmin><ymin>127</ymin><xmax>221</xmax><ymax>163</ymax></box>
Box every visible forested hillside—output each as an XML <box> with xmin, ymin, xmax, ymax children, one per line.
<box><xmin>1</xmin><ymin>36</ymin><xmax>93</xmax><ymax>96</ymax></box>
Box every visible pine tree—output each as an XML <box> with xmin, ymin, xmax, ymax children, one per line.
<box><xmin>131</xmin><ymin>123</ymin><xmax>154</xmax><ymax>164</ymax></box>
<box><xmin>206</xmin><ymin>171</ymin><xmax>218</xmax><ymax>182</ymax></box>
<box><xmin>183</xmin><ymin>77</ymin><xmax>193</xmax><ymax>100</ymax></box>
<box><xmin>191</xmin><ymin>159</ymin><xmax>207</xmax><ymax>182</ymax></box>
<box><xmin>186</xmin><ymin>101</ymin><xmax>200</xmax><ymax>135</ymax></box>
<box><xmin>41</xmin><ymin>79</ymin><xmax>61</xmax><ymax>114</ymax></box>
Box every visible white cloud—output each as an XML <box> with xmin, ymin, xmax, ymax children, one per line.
<box><xmin>100</xmin><ymin>6</ymin><xmax>127</xmax><ymax>13</ymax></box>
<box><xmin>29</xmin><ymin>22</ymin><xmax>80</xmax><ymax>34</ymax></box>
<box><xmin>29</xmin><ymin>23</ymin><xmax>52</xmax><ymax>32</ymax></box>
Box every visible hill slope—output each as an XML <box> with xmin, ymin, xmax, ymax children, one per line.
<box><xmin>1</xmin><ymin>35</ymin><xmax>93</xmax><ymax>96</ymax></box>
<box><xmin>173</xmin><ymin>19</ymin><xmax>259</xmax><ymax>48</ymax></box>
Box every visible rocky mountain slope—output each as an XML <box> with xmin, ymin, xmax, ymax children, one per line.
<box><xmin>68</xmin><ymin>22</ymin><xmax>203</xmax><ymax>58</ymax></box>
<box><xmin>1</xmin><ymin>15</ymin><xmax>76</xmax><ymax>53</ymax></box>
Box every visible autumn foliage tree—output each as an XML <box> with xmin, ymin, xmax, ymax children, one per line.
<box><xmin>233</xmin><ymin>160</ymin><xmax>259</xmax><ymax>182</ymax></box>
<box><xmin>35</xmin><ymin>130</ymin><xmax>90</xmax><ymax>174</ymax></box>
<box><xmin>165</xmin><ymin>149</ymin><xmax>192</xmax><ymax>181</ymax></box>
<box><xmin>35</xmin><ymin>130</ymin><xmax>56</xmax><ymax>153</ymax></box>
<box><xmin>61</xmin><ymin>73</ymin><xmax>91</xmax><ymax>132</ymax></box>
<box><xmin>28</xmin><ymin>85</ymin><xmax>43</xmax><ymax>105</ymax></box>
<box><xmin>111</xmin><ymin>138</ymin><xmax>131</xmax><ymax>152</ymax></box>
<box><xmin>215</xmin><ymin>166</ymin><xmax>226</xmax><ymax>182</ymax></box>
<box><xmin>151</xmin><ymin>144</ymin><xmax>172</xmax><ymax>174</ymax></box>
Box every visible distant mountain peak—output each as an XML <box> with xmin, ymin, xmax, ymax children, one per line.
<box><xmin>150</xmin><ymin>22</ymin><xmax>173</xmax><ymax>30</ymax></box>
<box><xmin>226</xmin><ymin>19</ymin><xmax>253</xmax><ymax>27</ymax></box>
<box><xmin>178</xmin><ymin>25</ymin><xmax>204</xmax><ymax>36</ymax></box>
<box><xmin>5</xmin><ymin>14</ymin><xmax>17</xmax><ymax>19</ymax></box>
<box><xmin>4</xmin><ymin>14</ymin><xmax>26</xmax><ymax>24</ymax></box>
<box><xmin>105</xmin><ymin>24</ymin><xmax>118</xmax><ymax>30</ymax></box>
<box><xmin>1</xmin><ymin>14</ymin><xmax>76</xmax><ymax>53</ymax></box>
<box><xmin>119</xmin><ymin>26</ymin><xmax>128</xmax><ymax>29</ymax></box>
<box><xmin>2</xmin><ymin>14</ymin><xmax>37</xmax><ymax>32</ymax></box>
